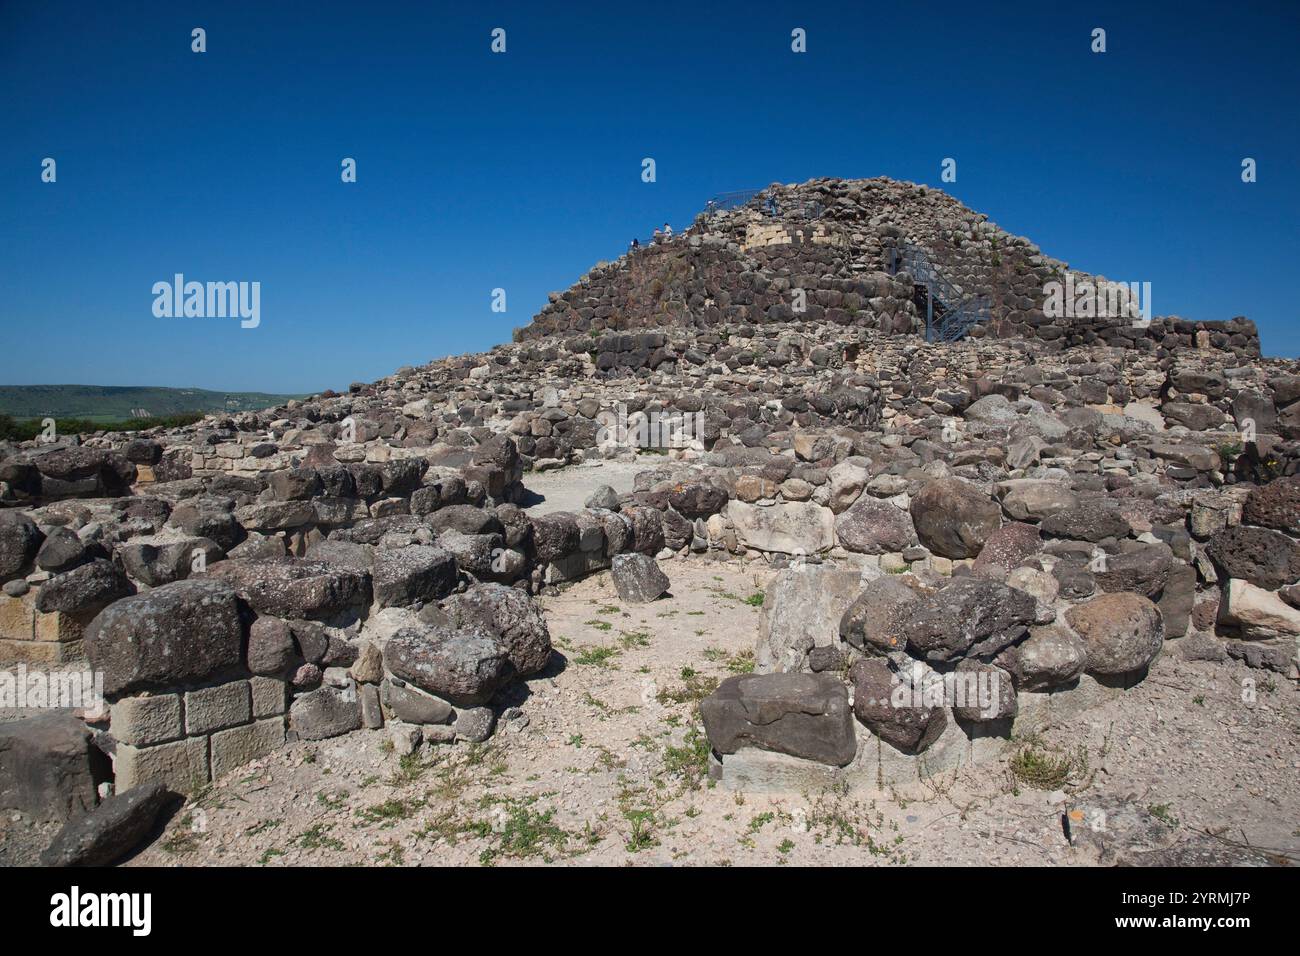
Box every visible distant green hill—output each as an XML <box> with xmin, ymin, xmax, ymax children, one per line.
<box><xmin>0</xmin><ymin>385</ymin><xmax>306</xmax><ymax>423</ymax></box>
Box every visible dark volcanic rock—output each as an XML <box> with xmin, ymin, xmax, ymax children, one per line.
<box><xmin>1040</xmin><ymin>500</ymin><xmax>1131</xmax><ymax>542</ymax></box>
<box><xmin>34</xmin><ymin>559</ymin><xmax>131</xmax><ymax>616</ymax></box>
<box><xmin>1205</xmin><ymin>526</ymin><xmax>1300</xmax><ymax>590</ymax></box>
<box><xmin>383</xmin><ymin>623</ymin><xmax>516</xmax><ymax>706</ymax></box>
<box><xmin>35</xmin><ymin>527</ymin><xmax>97</xmax><ymax>573</ymax></box>
<box><xmin>0</xmin><ymin>511</ymin><xmax>44</xmax><ymax>580</ymax></box>
<box><xmin>835</xmin><ymin>495</ymin><xmax>917</xmax><ymax>554</ymax></box>
<box><xmin>700</xmin><ymin>672</ymin><xmax>857</xmax><ymax>767</ymax></box>
<box><xmin>909</xmin><ymin>478</ymin><xmax>1001</xmax><ymax>559</ymax></box>
<box><xmin>849</xmin><ymin>658</ymin><xmax>948</xmax><ymax>754</ymax></box>
<box><xmin>901</xmin><ymin>578</ymin><xmax>1036</xmax><ymax>663</ymax></box>
<box><xmin>609</xmin><ymin>553</ymin><xmax>670</xmax><ymax>603</ymax></box>
<box><xmin>84</xmin><ymin>579</ymin><xmax>245</xmax><ymax>697</ymax></box>
<box><xmin>839</xmin><ymin>577</ymin><xmax>920</xmax><ymax>654</ymax></box>
<box><xmin>372</xmin><ymin>545</ymin><xmax>458</xmax><ymax>607</ymax></box>
<box><xmin>207</xmin><ymin>557</ymin><xmax>371</xmax><ymax>620</ymax></box>
<box><xmin>40</xmin><ymin>782</ymin><xmax>173</xmax><ymax>867</ymax></box>
<box><xmin>289</xmin><ymin>686</ymin><xmax>363</xmax><ymax>740</ymax></box>
<box><xmin>419</xmin><ymin>583</ymin><xmax>552</xmax><ymax>676</ymax></box>
<box><xmin>1241</xmin><ymin>476</ymin><xmax>1300</xmax><ymax>534</ymax></box>
<box><xmin>0</xmin><ymin>714</ymin><xmax>101</xmax><ymax>823</ymax></box>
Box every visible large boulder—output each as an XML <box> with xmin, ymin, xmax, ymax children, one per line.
<box><xmin>834</xmin><ymin>495</ymin><xmax>917</xmax><ymax>554</ymax></box>
<box><xmin>839</xmin><ymin>576</ymin><xmax>920</xmax><ymax>655</ymax></box>
<box><xmin>0</xmin><ymin>511</ymin><xmax>44</xmax><ymax>580</ymax></box>
<box><xmin>289</xmin><ymin>686</ymin><xmax>362</xmax><ymax>740</ymax></box>
<box><xmin>909</xmin><ymin>478</ymin><xmax>1001</xmax><ymax>559</ymax></box>
<box><xmin>1205</xmin><ymin>526</ymin><xmax>1300</xmax><ymax>591</ymax></box>
<box><xmin>372</xmin><ymin>545</ymin><xmax>458</xmax><ymax>607</ymax></box>
<box><xmin>84</xmin><ymin>579</ymin><xmax>245</xmax><ymax>698</ymax></box>
<box><xmin>31</xmin><ymin>447</ymin><xmax>135</xmax><ymax>497</ymax></box>
<box><xmin>529</xmin><ymin>512</ymin><xmax>581</xmax><ymax>563</ymax></box>
<box><xmin>759</xmin><ymin>566</ymin><xmax>865</xmax><ymax>672</ymax></box>
<box><xmin>850</xmin><ymin>658</ymin><xmax>948</xmax><ymax>754</ymax></box>
<box><xmin>0</xmin><ymin>714</ymin><xmax>102</xmax><ymax>822</ymax></box>
<box><xmin>700</xmin><ymin>672</ymin><xmax>858</xmax><ymax>767</ymax></box>
<box><xmin>207</xmin><ymin>557</ymin><xmax>370</xmax><ymax>620</ymax></box>
<box><xmin>419</xmin><ymin>583</ymin><xmax>552</xmax><ymax>676</ymax></box>
<box><xmin>996</xmin><ymin>624</ymin><xmax>1087</xmax><ymax>690</ymax></box>
<box><xmin>34</xmin><ymin>559</ymin><xmax>131</xmax><ymax>616</ymax></box>
<box><xmin>609</xmin><ymin>553</ymin><xmax>670</xmax><ymax>603</ymax></box>
<box><xmin>667</xmin><ymin>481</ymin><xmax>728</xmax><ymax>518</ymax></box>
<box><xmin>1040</xmin><ymin>500</ymin><xmax>1131</xmax><ymax>542</ymax></box>
<box><xmin>1241</xmin><ymin>476</ymin><xmax>1300</xmax><ymax>534</ymax></box>
<box><xmin>996</xmin><ymin>480</ymin><xmax>1079</xmax><ymax>522</ymax></box>
<box><xmin>1065</xmin><ymin>592</ymin><xmax>1164</xmax><ymax>675</ymax></box>
<box><xmin>725</xmin><ymin>500</ymin><xmax>835</xmax><ymax>555</ymax></box>
<box><xmin>116</xmin><ymin>534</ymin><xmax>223</xmax><ymax>587</ymax></box>
<box><xmin>166</xmin><ymin>496</ymin><xmax>244</xmax><ymax>551</ymax></box>
<box><xmin>34</xmin><ymin>527</ymin><xmax>97</xmax><ymax>574</ymax></box>
<box><xmin>1093</xmin><ymin>542</ymin><xmax>1174</xmax><ymax>597</ymax></box>
<box><xmin>1217</xmin><ymin>578</ymin><xmax>1300</xmax><ymax>638</ymax></box>
<box><xmin>901</xmin><ymin>578</ymin><xmax>1036</xmax><ymax>663</ymax></box>
<box><xmin>40</xmin><ymin>782</ymin><xmax>173</xmax><ymax>867</ymax></box>
<box><xmin>383</xmin><ymin>623</ymin><xmax>515</xmax><ymax>706</ymax></box>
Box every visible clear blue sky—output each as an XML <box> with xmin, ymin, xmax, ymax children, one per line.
<box><xmin>2</xmin><ymin>1</ymin><xmax>1297</xmax><ymax>394</ymax></box>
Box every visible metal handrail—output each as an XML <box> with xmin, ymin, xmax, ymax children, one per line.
<box><xmin>888</xmin><ymin>240</ymin><xmax>991</xmax><ymax>342</ymax></box>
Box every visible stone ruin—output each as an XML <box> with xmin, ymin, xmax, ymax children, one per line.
<box><xmin>1</xmin><ymin>176</ymin><xmax>1297</xmax><ymax>862</ymax></box>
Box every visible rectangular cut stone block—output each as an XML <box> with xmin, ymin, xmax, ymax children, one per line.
<box><xmin>115</xmin><ymin>737</ymin><xmax>210</xmax><ymax>793</ymax></box>
<box><xmin>543</xmin><ymin>551</ymin><xmax>609</xmax><ymax>584</ymax></box>
<box><xmin>713</xmin><ymin>748</ymin><xmax>846</xmax><ymax>794</ymax></box>
<box><xmin>0</xmin><ymin>638</ymin><xmax>84</xmax><ymax>665</ymax></box>
<box><xmin>249</xmin><ymin>676</ymin><xmax>287</xmax><ymax>718</ymax></box>
<box><xmin>0</xmin><ymin>594</ymin><xmax>35</xmax><ymax>641</ymax></box>
<box><xmin>35</xmin><ymin>609</ymin><xmax>85</xmax><ymax>643</ymax></box>
<box><xmin>209</xmin><ymin>718</ymin><xmax>285</xmax><ymax>779</ymax></box>
<box><xmin>184</xmin><ymin>681</ymin><xmax>252</xmax><ymax>735</ymax></box>
<box><xmin>111</xmin><ymin>693</ymin><xmax>184</xmax><ymax>747</ymax></box>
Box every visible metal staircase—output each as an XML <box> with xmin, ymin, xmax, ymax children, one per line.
<box><xmin>887</xmin><ymin>240</ymin><xmax>991</xmax><ymax>342</ymax></box>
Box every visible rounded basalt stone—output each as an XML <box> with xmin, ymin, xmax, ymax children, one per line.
<box><xmin>1064</xmin><ymin>592</ymin><xmax>1164</xmax><ymax>676</ymax></box>
<box><xmin>849</xmin><ymin>658</ymin><xmax>948</xmax><ymax>754</ymax></box>
<box><xmin>383</xmin><ymin>623</ymin><xmax>515</xmax><ymax>707</ymax></box>
<box><xmin>34</xmin><ymin>559</ymin><xmax>131</xmax><ymax>616</ymax></box>
<box><xmin>84</xmin><ymin>579</ymin><xmax>244</xmax><ymax>698</ymax></box>
<box><xmin>419</xmin><ymin>582</ymin><xmax>553</xmax><ymax>676</ymax></box>
<box><xmin>909</xmin><ymin>478</ymin><xmax>1002</xmax><ymax>559</ymax></box>
<box><xmin>0</xmin><ymin>511</ymin><xmax>44</xmax><ymax>580</ymax></box>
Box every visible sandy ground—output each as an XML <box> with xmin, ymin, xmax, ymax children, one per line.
<box><xmin>520</xmin><ymin>460</ymin><xmax>646</xmax><ymax>515</ymax></box>
<box><xmin>4</xmin><ymin>557</ymin><xmax>1292</xmax><ymax>868</ymax></box>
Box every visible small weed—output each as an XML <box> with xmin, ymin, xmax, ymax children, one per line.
<box><xmin>574</xmin><ymin>645</ymin><xmax>620</xmax><ymax>667</ymax></box>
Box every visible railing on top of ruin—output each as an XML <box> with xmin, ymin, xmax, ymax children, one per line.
<box><xmin>887</xmin><ymin>240</ymin><xmax>992</xmax><ymax>343</ymax></box>
<box><xmin>702</xmin><ymin>189</ymin><xmax>825</xmax><ymax>220</ymax></box>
